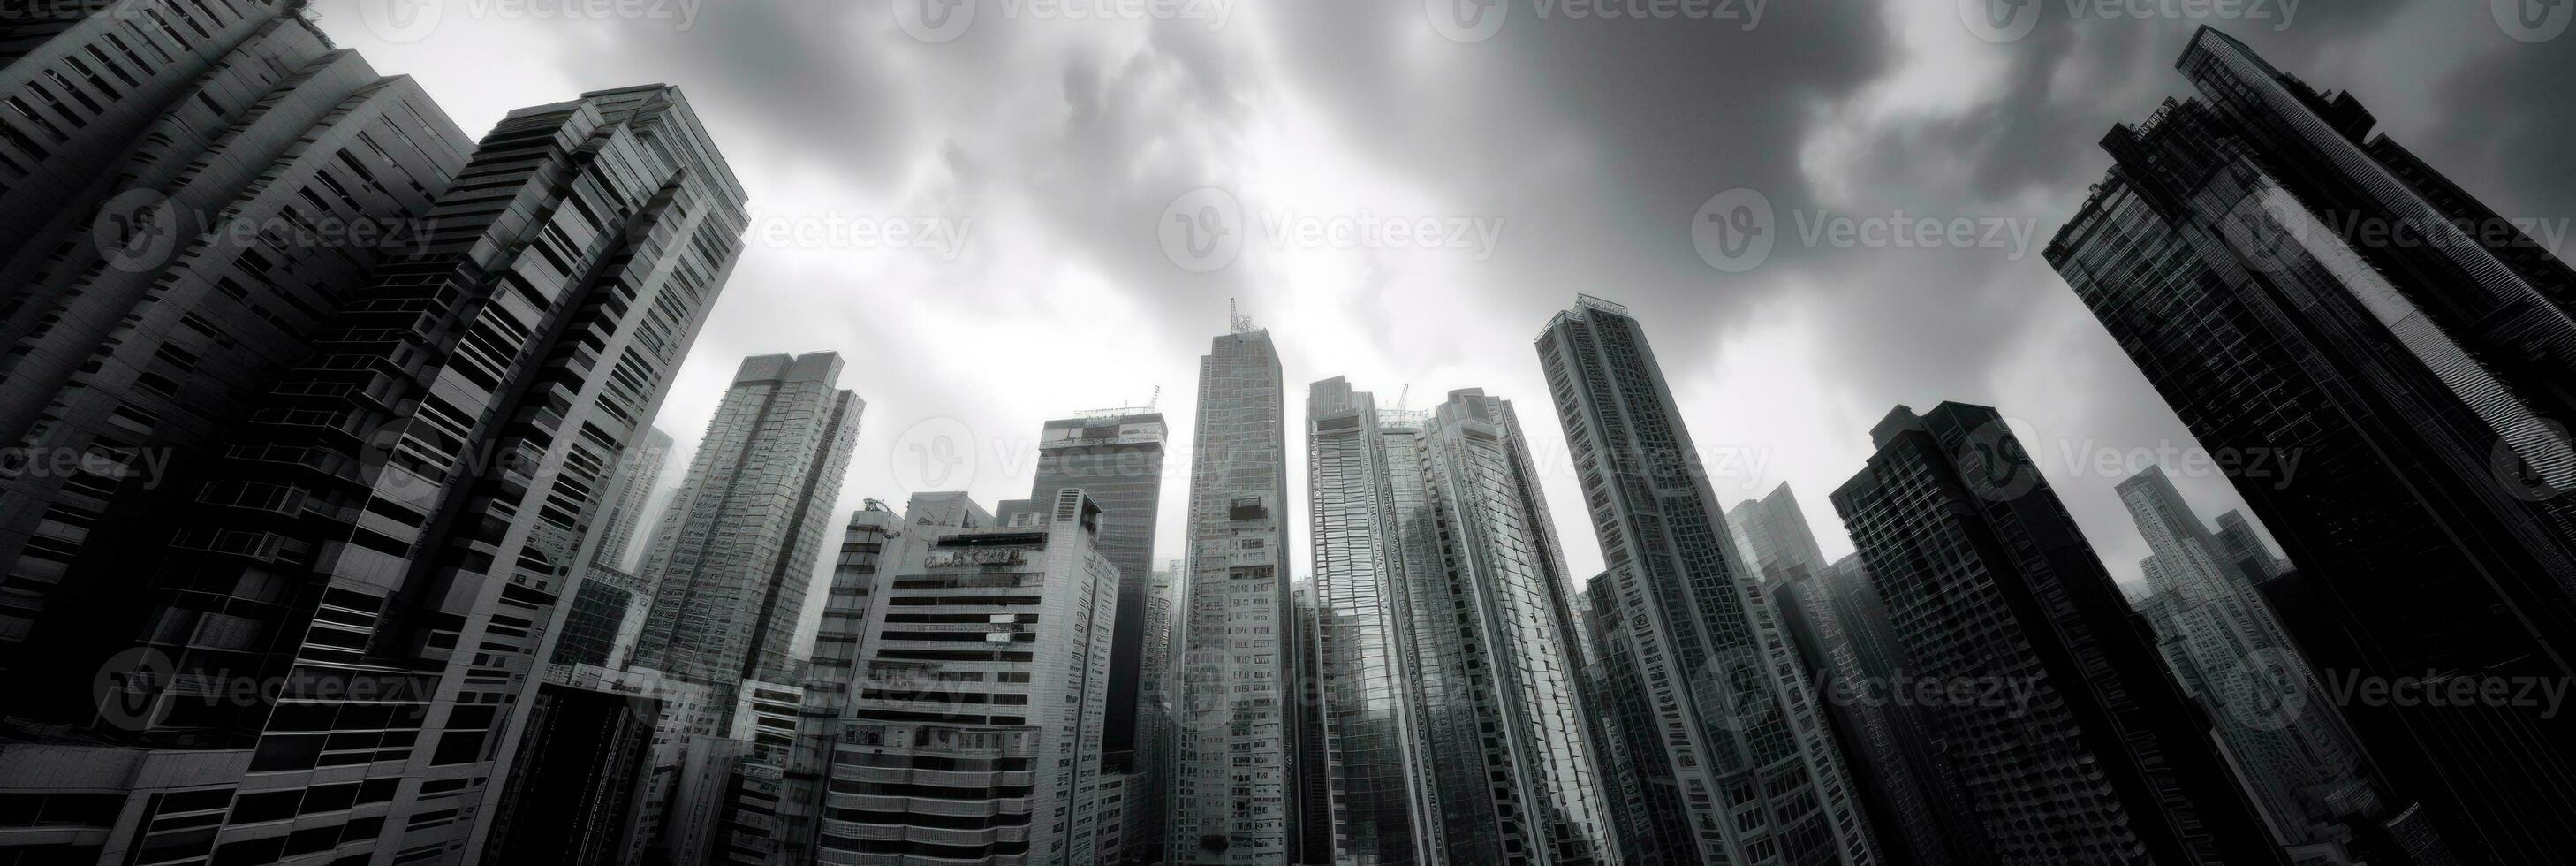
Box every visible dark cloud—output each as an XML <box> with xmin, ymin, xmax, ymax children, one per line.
<box><xmin>310</xmin><ymin>0</ymin><xmax>2566</xmax><ymax>585</ymax></box>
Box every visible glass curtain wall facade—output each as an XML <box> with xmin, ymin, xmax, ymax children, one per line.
<box><xmin>2045</xmin><ymin>27</ymin><xmax>2576</xmax><ymax>860</ymax></box>
<box><xmin>1171</xmin><ymin>324</ymin><xmax>1295</xmax><ymax>865</ymax></box>
<box><xmin>1830</xmin><ymin>403</ymin><xmax>2282</xmax><ymax>865</ymax></box>
<box><xmin>1534</xmin><ymin>294</ymin><xmax>1877</xmax><ymax>865</ymax></box>
<box><xmin>1304</xmin><ymin>377</ymin><xmax>1439</xmax><ymax>864</ymax></box>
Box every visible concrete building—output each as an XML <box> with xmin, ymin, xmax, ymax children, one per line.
<box><xmin>997</xmin><ymin>411</ymin><xmax>1167</xmax><ymax>777</ymax></box>
<box><xmin>822</xmin><ymin>489</ymin><xmax>1122</xmax><ymax>864</ymax></box>
<box><xmin>0</xmin><ymin>1</ymin><xmax>469</xmax><ymax>657</ymax></box>
<box><xmin>0</xmin><ymin>80</ymin><xmax>750</xmax><ymax>866</ymax></box>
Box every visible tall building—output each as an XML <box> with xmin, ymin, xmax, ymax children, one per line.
<box><xmin>596</xmin><ymin>426</ymin><xmax>675</xmax><ymax>571</ymax></box>
<box><xmin>825</xmin><ymin>489</ymin><xmax>1123</xmax><ymax>865</ymax></box>
<box><xmin>1724</xmin><ymin>484</ymin><xmax>1831</xmax><ymax>589</ymax></box>
<box><xmin>765</xmin><ymin>501</ymin><xmax>900</xmax><ymax>865</ymax></box>
<box><xmin>1534</xmin><ymin>295</ymin><xmax>1876</xmax><ymax>864</ymax></box>
<box><xmin>0</xmin><ymin>2</ymin><xmax>470</xmax><ymax>653</ymax></box>
<box><xmin>1170</xmin><ymin>318</ymin><xmax>1294</xmax><ymax>865</ymax></box>
<box><xmin>1129</xmin><ymin>559</ymin><xmax>1182</xmax><ymax>865</ymax></box>
<box><xmin>481</xmin><ymin>682</ymin><xmax>663</xmax><ymax>865</ymax></box>
<box><xmin>1728</xmin><ymin>486</ymin><xmax>1981</xmax><ymax>866</ymax></box>
<box><xmin>2118</xmin><ymin>467</ymin><xmax>2418</xmax><ymax>860</ymax></box>
<box><xmin>1416</xmin><ymin>388</ymin><xmax>1620</xmax><ymax>863</ymax></box>
<box><xmin>2045</xmin><ymin>27</ymin><xmax>2576</xmax><ymax>860</ymax></box>
<box><xmin>0</xmin><ymin>81</ymin><xmax>751</xmax><ymax>866</ymax></box>
<box><xmin>2210</xmin><ymin>511</ymin><xmax>2285</xmax><ymax>586</ymax></box>
<box><xmin>1302</xmin><ymin>377</ymin><xmax>1439</xmax><ymax>863</ymax></box>
<box><xmin>630</xmin><ymin>352</ymin><xmax>864</xmax><ymax>718</ymax></box>
<box><xmin>549</xmin><ymin>426</ymin><xmax>677</xmax><ymax>673</ymax></box>
<box><xmin>1014</xmin><ymin>410</ymin><xmax>1167</xmax><ymax>771</ymax></box>
<box><xmin>1830</xmin><ymin>403</ymin><xmax>2282</xmax><ymax>864</ymax></box>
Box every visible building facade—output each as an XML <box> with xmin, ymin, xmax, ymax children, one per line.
<box><xmin>1170</xmin><ymin>321</ymin><xmax>1295</xmax><ymax>865</ymax></box>
<box><xmin>823</xmin><ymin>490</ymin><xmax>1122</xmax><ymax>864</ymax></box>
<box><xmin>1024</xmin><ymin>412</ymin><xmax>1164</xmax><ymax>774</ymax></box>
<box><xmin>1534</xmin><ymin>295</ymin><xmax>1877</xmax><ymax>865</ymax></box>
<box><xmin>1415</xmin><ymin>388</ymin><xmax>1620</xmax><ymax>864</ymax></box>
<box><xmin>1303</xmin><ymin>378</ymin><xmax>1439</xmax><ymax>864</ymax></box>
<box><xmin>0</xmin><ymin>2</ymin><xmax>469</xmax><ymax>657</ymax></box>
<box><xmin>0</xmin><ymin>81</ymin><xmax>751</xmax><ymax>866</ymax></box>
<box><xmin>2044</xmin><ymin>27</ymin><xmax>2576</xmax><ymax>860</ymax></box>
<box><xmin>630</xmin><ymin>351</ymin><xmax>864</xmax><ymax>718</ymax></box>
<box><xmin>1830</xmin><ymin>403</ymin><xmax>2281</xmax><ymax>865</ymax></box>
<box><xmin>1729</xmin><ymin>487</ymin><xmax>1981</xmax><ymax>866</ymax></box>
<box><xmin>2118</xmin><ymin>467</ymin><xmax>2390</xmax><ymax>856</ymax></box>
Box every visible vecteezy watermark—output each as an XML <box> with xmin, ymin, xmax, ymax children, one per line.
<box><xmin>1156</xmin><ymin>186</ymin><xmax>1504</xmax><ymax>272</ymax></box>
<box><xmin>893</xmin><ymin>0</ymin><xmax>1238</xmax><ymax>42</ymax></box>
<box><xmin>0</xmin><ymin>444</ymin><xmax>178</xmax><ymax>490</ymax></box>
<box><xmin>90</xmin><ymin>189</ymin><xmax>435</xmax><ymax>274</ymax></box>
<box><xmin>94</xmin><ymin>647</ymin><xmax>435</xmax><ymax>732</ymax></box>
<box><xmin>744</xmin><ymin>209</ymin><xmax>974</xmax><ymax>260</ymax></box>
<box><xmin>2222</xmin><ymin>189</ymin><xmax>2572</xmax><ymax>276</ymax></box>
<box><xmin>1426</xmin><ymin>0</ymin><xmax>1768</xmax><ymax>43</ymax></box>
<box><xmin>1691</xmin><ymin>187</ymin><xmax>2042</xmax><ymax>273</ymax></box>
<box><xmin>1958</xmin><ymin>0</ymin><xmax>2299</xmax><ymax>43</ymax></box>
<box><xmin>347</xmin><ymin>0</ymin><xmax>706</xmax><ymax>43</ymax></box>
<box><xmin>889</xmin><ymin>416</ymin><xmax>982</xmax><ymax>497</ymax></box>
<box><xmin>2313</xmin><ymin>669</ymin><xmax>2572</xmax><ymax>721</ymax></box>
<box><xmin>2494</xmin><ymin>0</ymin><xmax>2573</xmax><ymax>43</ymax></box>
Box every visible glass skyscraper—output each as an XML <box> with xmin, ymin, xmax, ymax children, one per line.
<box><xmin>631</xmin><ymin>352</ymin><xmax>865</xmax><ymax>718</ymax></box>
<box><xmin>1534</xmin><ymin>294</ymin><xmax>1877</xmax><ymax>865</ymax></box>
<box><xmin>1730</xmin><ymin>486</ymin><xmax>1981</xmax><ymax>866</ymax></box>
<box><xmin>1831</xmin><ymin>403</ymin><xmax>2281</xmax><ymax>864</ymax></box>
<box><xmin>1171</xmin><ymin>320</ymin><xmax>1295</xmax><ymax>865</ymax></box>
<box><xmin>1303</xmin><ymin>377</ymin><xmax>1438</xmax><ymax>864</ymax></box>
<box><xmin>2046</xmin><ymin>27</ymin><xmax>2576</xmax><ymax>860</ymax></box>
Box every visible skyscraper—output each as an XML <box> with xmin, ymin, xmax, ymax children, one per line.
<box><xmin>1830</xmin><ymin>403</ymin><xmax>2281</xmax><ymax>864</ymax></box>
<box><xmin>1131</xmin><ymin>559</ymin><xmax>1183</xmax><ymax>865</ymax></box>
<box><xmin>2118</xmin><ymin>467</ymin><xmax>2421</xmax><ymax>861</ymax></box>
<box><xmin>631</xmin><ymin>351</ymin><xmax>864</xmax><ymax>717</ymax></box>
<box><xmin>549</xmin><ymin>426</ymin><xmax>677</xmax><ymax>672</ymax></box>
<box><xmin>1728</xmin><ymin>486</ymin><xmax>1981</xmax><ymax>866</ymax></box>
<box><xmin>1018</xmin><ymin>410</ymin><xmax>1166</xmax><ymax>771</ymax></box>
<box><xmin>597</xmin><ymin>426</ymin><xmax>676</xmax><ymax>571</ymax></box>
<box><xmin>1170</xmin><ymin>318</ymin><xmax>1294</xmax><ymax>865</ymax></box>
<box><xmin>1303</xmin><ymin>377</ymin><xmax>1438</xmax><ymax>863</ymax></box>
<box><xmin>2045</xmin><ymin>27</ymin><xmax>2576</xmax><ymax>859</ymax></box>
<box><xmin>1534</xmin><ymin>294</ymin><xmax>1876</xmax><ymax>864</ymax></box>
<box><xmin>0</xmin><ymin>2</ymin><xmax>469</xmax><ymax>654</ymax></box>
<box><xmin>827</xmin><ymin>490</ymin><xmax>1124</xmax><ymax>865</ymax></box>
<box><xmin>1725</xmin><ymin>484</ymin><xmax>1831</xmax><ymax>589</ymax></box>
<box><xmin>772</xmin><ymin>501</ymin><xmax>899</xmax><ymax>865</ymax></box>
<box><xmin>1416</xmin><ymin>387</ymin><xmax>1620</xmax><ymax>864</ymax></box>
<box><xmin>2209</xmin><ymin>511</ymin><xmax>2285</xmax><ymax>587</ymax></box>
<box><xmin>0</xmin><ymin>81</ymin><xmax>750</xmax><ymax>866</ymax></box>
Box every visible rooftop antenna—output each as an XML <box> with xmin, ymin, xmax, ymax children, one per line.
<box><xmin>1148</xmin><ymin>385</ymin><xmax>1161</xmax><ymax>410</ymax></box>
<box><xmin>1230</xmin><ymin>297</ymin><xmax>1255</xmax><ymax>334</ymax></box>
<box><xmin>1396</xmin><ymin>384</ymin><xmax>1411</xmax><ymax>412</ymax></box>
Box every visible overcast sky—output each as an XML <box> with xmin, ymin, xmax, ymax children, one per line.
<box><xmin>308</xmin><ymin>0</ymin><xmax>2576</xmax><ymax>613</ymax></box>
